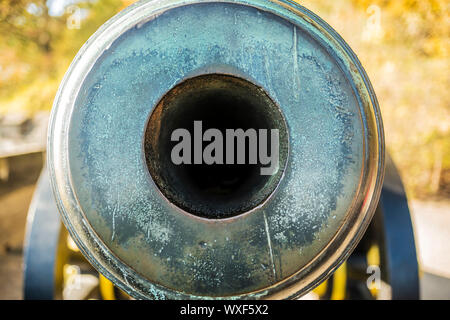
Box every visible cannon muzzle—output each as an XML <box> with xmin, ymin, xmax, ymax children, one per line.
<box><xmin>48</xmin><ymin>0</ymin><xmax>384</xmax><ymax>299</ymax></box>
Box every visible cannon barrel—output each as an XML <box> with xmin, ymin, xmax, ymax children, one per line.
<box><xmin>47</xmin><ymin>0</ymin><xmax>384</xmax><ymax>299</ymax></box>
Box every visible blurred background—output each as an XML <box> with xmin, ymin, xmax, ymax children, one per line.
<box><xmin>0</xmin><ymin>0</ymin><xmax>448</xmax><ymax>299</ymax></box>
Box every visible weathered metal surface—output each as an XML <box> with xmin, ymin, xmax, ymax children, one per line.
<box><xmin>22</xmin><ymin>157</ymin><xmax>419</xmax><ymax>299</ymax></box>
<box><xmin>48</xmin><ymin>0</ymin><xmax>384</xmax><ymax>299</ymax></box>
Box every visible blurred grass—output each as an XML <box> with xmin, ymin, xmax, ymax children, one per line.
<box><xmin>0</xmin><ymin>0</ymin><xmax>448</xmax><ymax>199</ymax></box>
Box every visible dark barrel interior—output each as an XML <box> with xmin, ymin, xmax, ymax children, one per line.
<box><xmin>144</xmin><ymin>74</ymin><xmax>288</xmax><ymax>219</ymax></box>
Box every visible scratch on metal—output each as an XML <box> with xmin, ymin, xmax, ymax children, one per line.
<box><xmin>263</xmin><ymin>49</ymin><xmax>278</xmax><ymax>102</ymax></box>
<box><xmin>112</xmin><ymin>191</ymin><xmax>119</xmax><ymax>241</ymax></box>
<box><xmin>293</xmin><ymin>26</ymin><xmax>301</xmax><ymax>99</ymax></box>
<box><xmin>263</xmin><ymin>211</ymin><xmax>277</xmax><ymax>280</ymax></box>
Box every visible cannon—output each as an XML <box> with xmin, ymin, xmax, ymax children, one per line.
<box><xmin>23</xmin><ymin>0</ymin><xmax>419</xmax><ymax>299</ymax></box>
